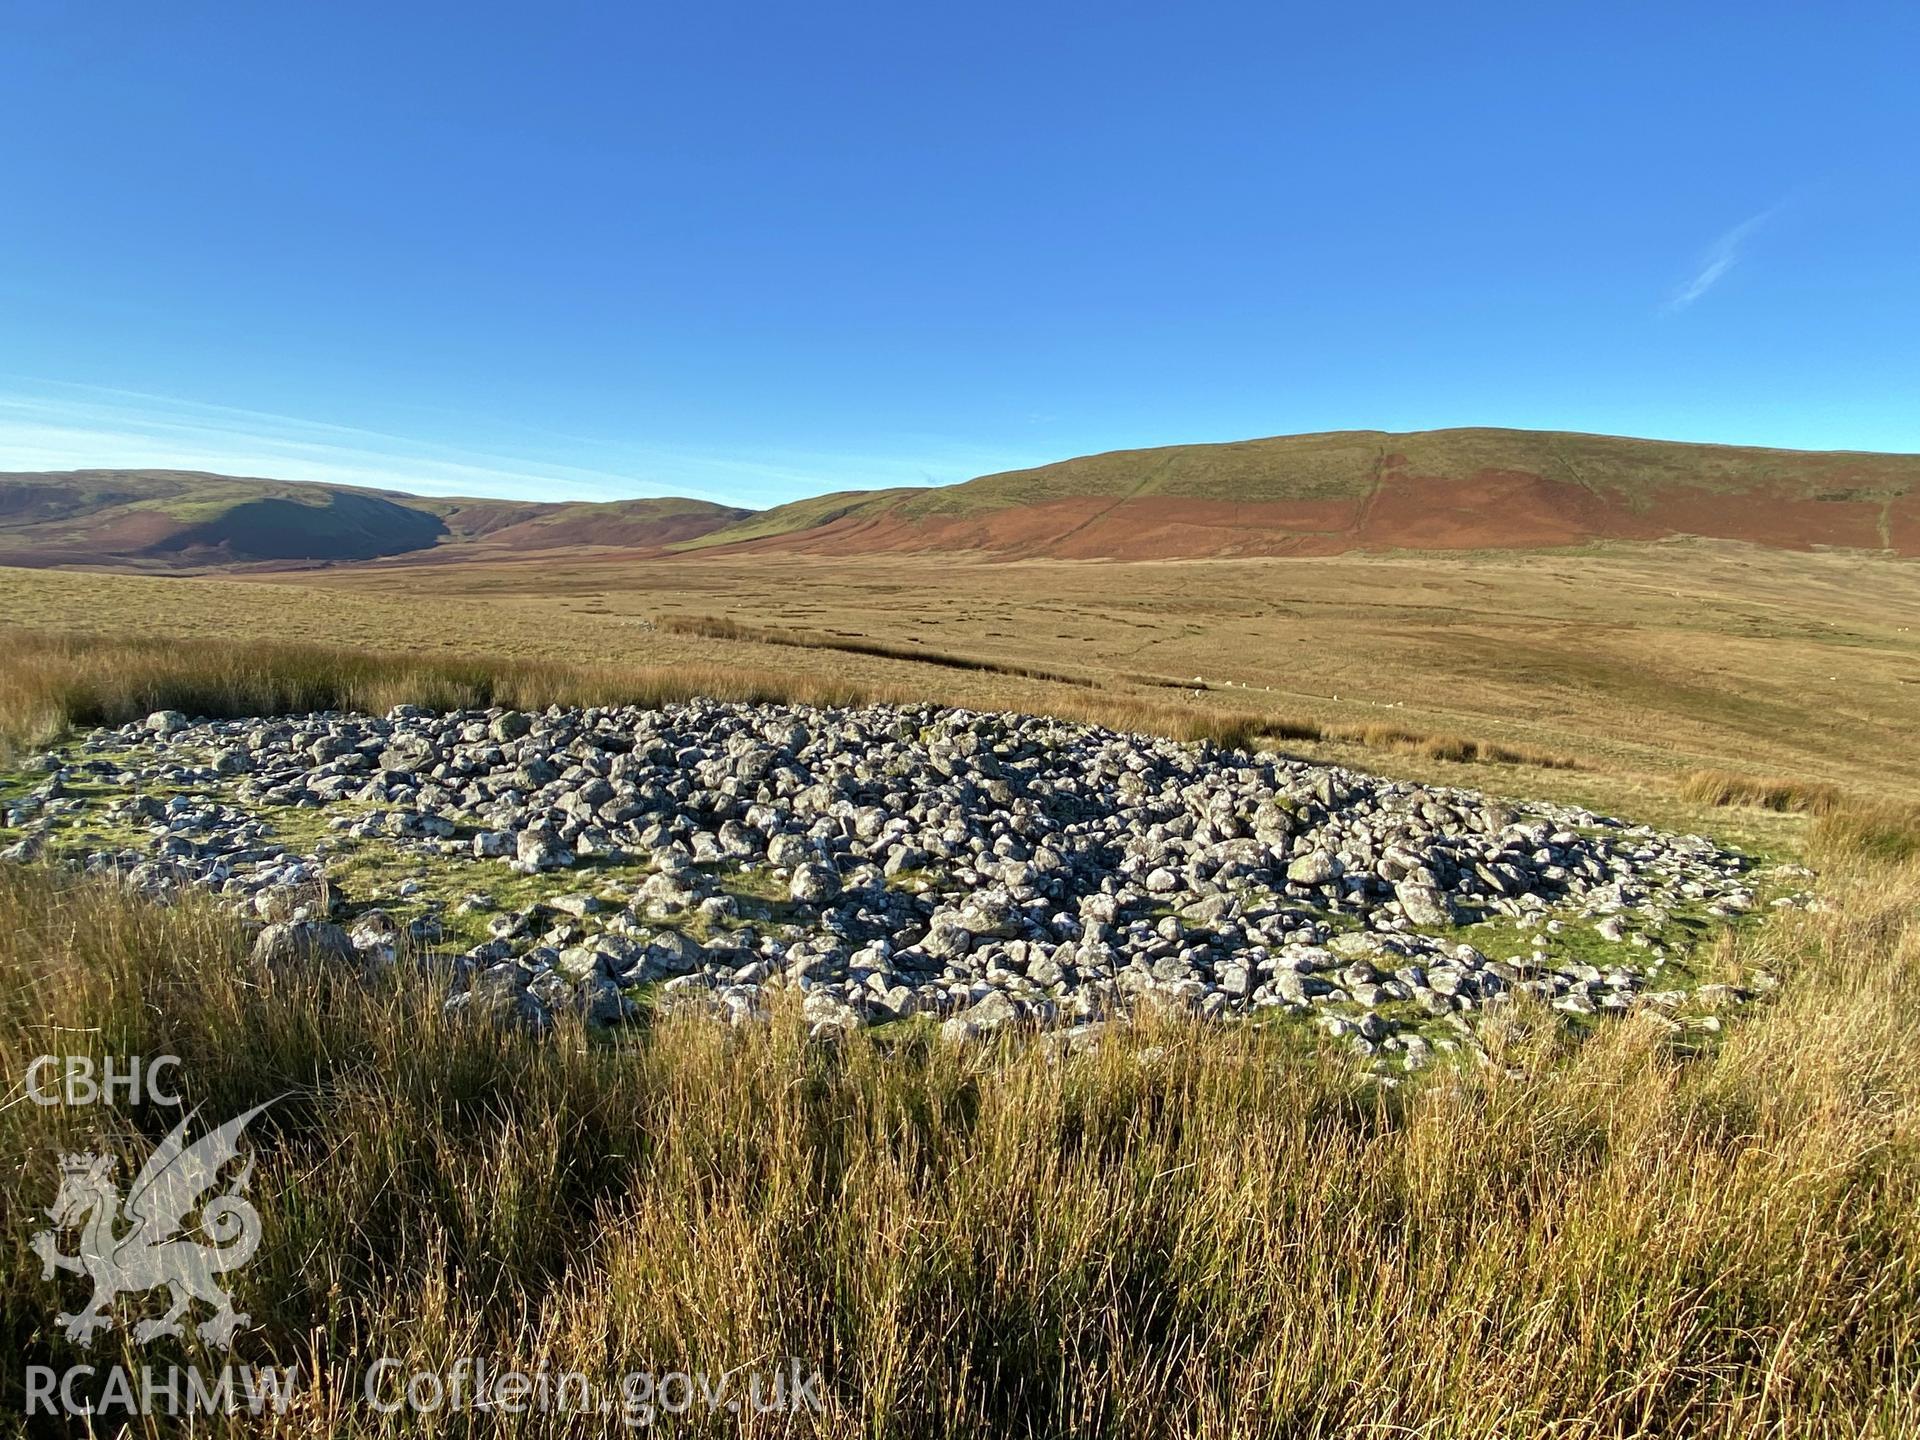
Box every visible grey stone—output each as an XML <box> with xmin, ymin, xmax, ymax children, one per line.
<box><xmin>790</xmin><ymin>862</ymin><xmax>842</xmax><ymax>904</ymax></box>
<box><xmin>490</xmin><ymin>711</ymin><xmax>533</xmax><ymax>742</ymax></box>
<box><xmin>1394</xmin><ymin>881</ymin><xmax>1456</xmax><ymax>928</ymax></box>
<box><xmin>516</xmin><ymin>828</ymin><xmax>573</xmax><ymax>871</ymax></box>
<box><xmin>1287</xmin><ymin>851</ymin><xmax>1339</xmax><ymax>886</ymax></box>
<box><xmin>252</xmin><ymin>920</ymin><xmax>356</xmax><ymax>969</ymax></box>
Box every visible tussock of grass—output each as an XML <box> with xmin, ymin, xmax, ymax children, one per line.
<box><xmin>1674</xmin><ymin>763</ymin><xmax>1920</xmax><ymax>867</ymax></box>
<box><xmin>1322</xmin><ymin>721</ymin><xmax>1583</xmax><ymax>771</ymax></box>
<box><xmin>1091</xmin><ymin>701</ymin><xmax>1579</xmax><ymax>768</ymax></box>
<box><xmin>1812</xmin><ymin>799</ymin><xmax>1920</xmax><ymax>866</ymax></box>
<box><xmin>1679</xmin><ymin>768</ymin><xmax>1845</xmax><ymax>814</ymax></box>
<box><xmin>2</xmin><ymin>855</ymin><xmax>1918</xmax><ymax>1434</ymax></box>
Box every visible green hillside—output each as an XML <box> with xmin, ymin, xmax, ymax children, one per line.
<box><xmin>676</xmin><ymin>427</ymin><xmax>1920</xmax><ymax>553</ymax></box>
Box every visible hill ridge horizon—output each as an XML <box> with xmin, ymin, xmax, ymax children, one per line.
<box><xmin>4</xmin><ymin>423</ymin><xmax>1918</xmax><ymax>569</ymax></box>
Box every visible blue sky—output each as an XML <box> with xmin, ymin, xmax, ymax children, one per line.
<box><xmin>2</xmin><ymin>1</ymin><xmax>1915</xmax><ymax>506</ymax></box>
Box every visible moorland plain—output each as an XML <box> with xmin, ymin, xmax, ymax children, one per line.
<box><xmin>5</xmin><ymin>537</ymin><xmax>1915</xmax><ymax>802</ymax></box>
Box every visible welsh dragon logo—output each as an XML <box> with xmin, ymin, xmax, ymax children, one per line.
<box><xmin>30</xmin><ymin>1102</ymin><xmax>273</xmax><ymax>1348</ymax></box>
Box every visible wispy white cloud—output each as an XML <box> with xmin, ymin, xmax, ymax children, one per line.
<box><xmin>1665</xmin><ymin>205</ymin><xmax>1781</xmax><ymax>312</ymax></box>
<box><xmin>0</xmin><ymin>379</ymin><xmax>1038</xmax><ymax>506</ymax></box>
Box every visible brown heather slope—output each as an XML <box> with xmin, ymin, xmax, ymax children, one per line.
<box><xmin>6</xmin><ymin>428</ymin><xmax>1918</xmax><ymax>571</ymax></box>
<box><xmin>0</xmin><ymin>470</ymin><xmax>747</xmax><ymax>570</ymax></box>
<box><xmin>685</xmin><ymin>427</ymin><xmax>1920</xmax><ymax>559</ymax></box>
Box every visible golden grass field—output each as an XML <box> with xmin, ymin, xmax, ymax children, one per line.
<box><xmin>3</xmin><ymin>541</ymin><xmax>1919</xmax><ymax>1436</ymax></box>
<box><xmin>8</xmin><ymin>536</ymin><xmax>1920</xmax><ymax>790</ymax></box>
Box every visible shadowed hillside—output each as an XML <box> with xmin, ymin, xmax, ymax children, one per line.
<box><xmin>680</xmin><ymin>427</ymin><xmax>1920</xmax><ymax>559</ymax></box>
<box><xmin>0</xmin><ymin>470</ymin><xmax>749</xmax><ymax>569</ymax></box>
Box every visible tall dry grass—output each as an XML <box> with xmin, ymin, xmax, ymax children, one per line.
<box><xmin>1677</xmin><ymin>772</ymin><xmax>1920</xmax><ymax>862</ymax></box>
<box><xmin>1811</xmin><ymin>799</ymin><xmax>1920</xmax><ymax>867</ymax></box>
<box><xmin>2</xmin><ymin>840</ymin><xmax>1917</xmax><ymax>1436</ymax></box>
<box><xmin>0</xmin><ymin>629</ymin><xmax>882</xmax><ymax>756</ymax></box>
<box><xmin>1679</xmin><ymin>768</ymin><xmax>1846</xmax><ymax>815</ymax></box>
<box><xmin>1324</xmin><ymin>721</ymin><xmax>1582</xmax><ymax>770</ymax></box>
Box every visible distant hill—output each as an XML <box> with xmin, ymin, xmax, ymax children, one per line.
<box><xmin>5</xmin><ymin>429</ymin><xmax>1917</xmax><ymax>571</ymax></box>
<box><xmin>677</xmin><ymin>428</ymin><xmax>1920</xmax><ymax>559</ymax></box>
<box><xmin>0</xmin><ymin>470</ymin><xmax>750</xmax><ymax>569</ymax></box>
